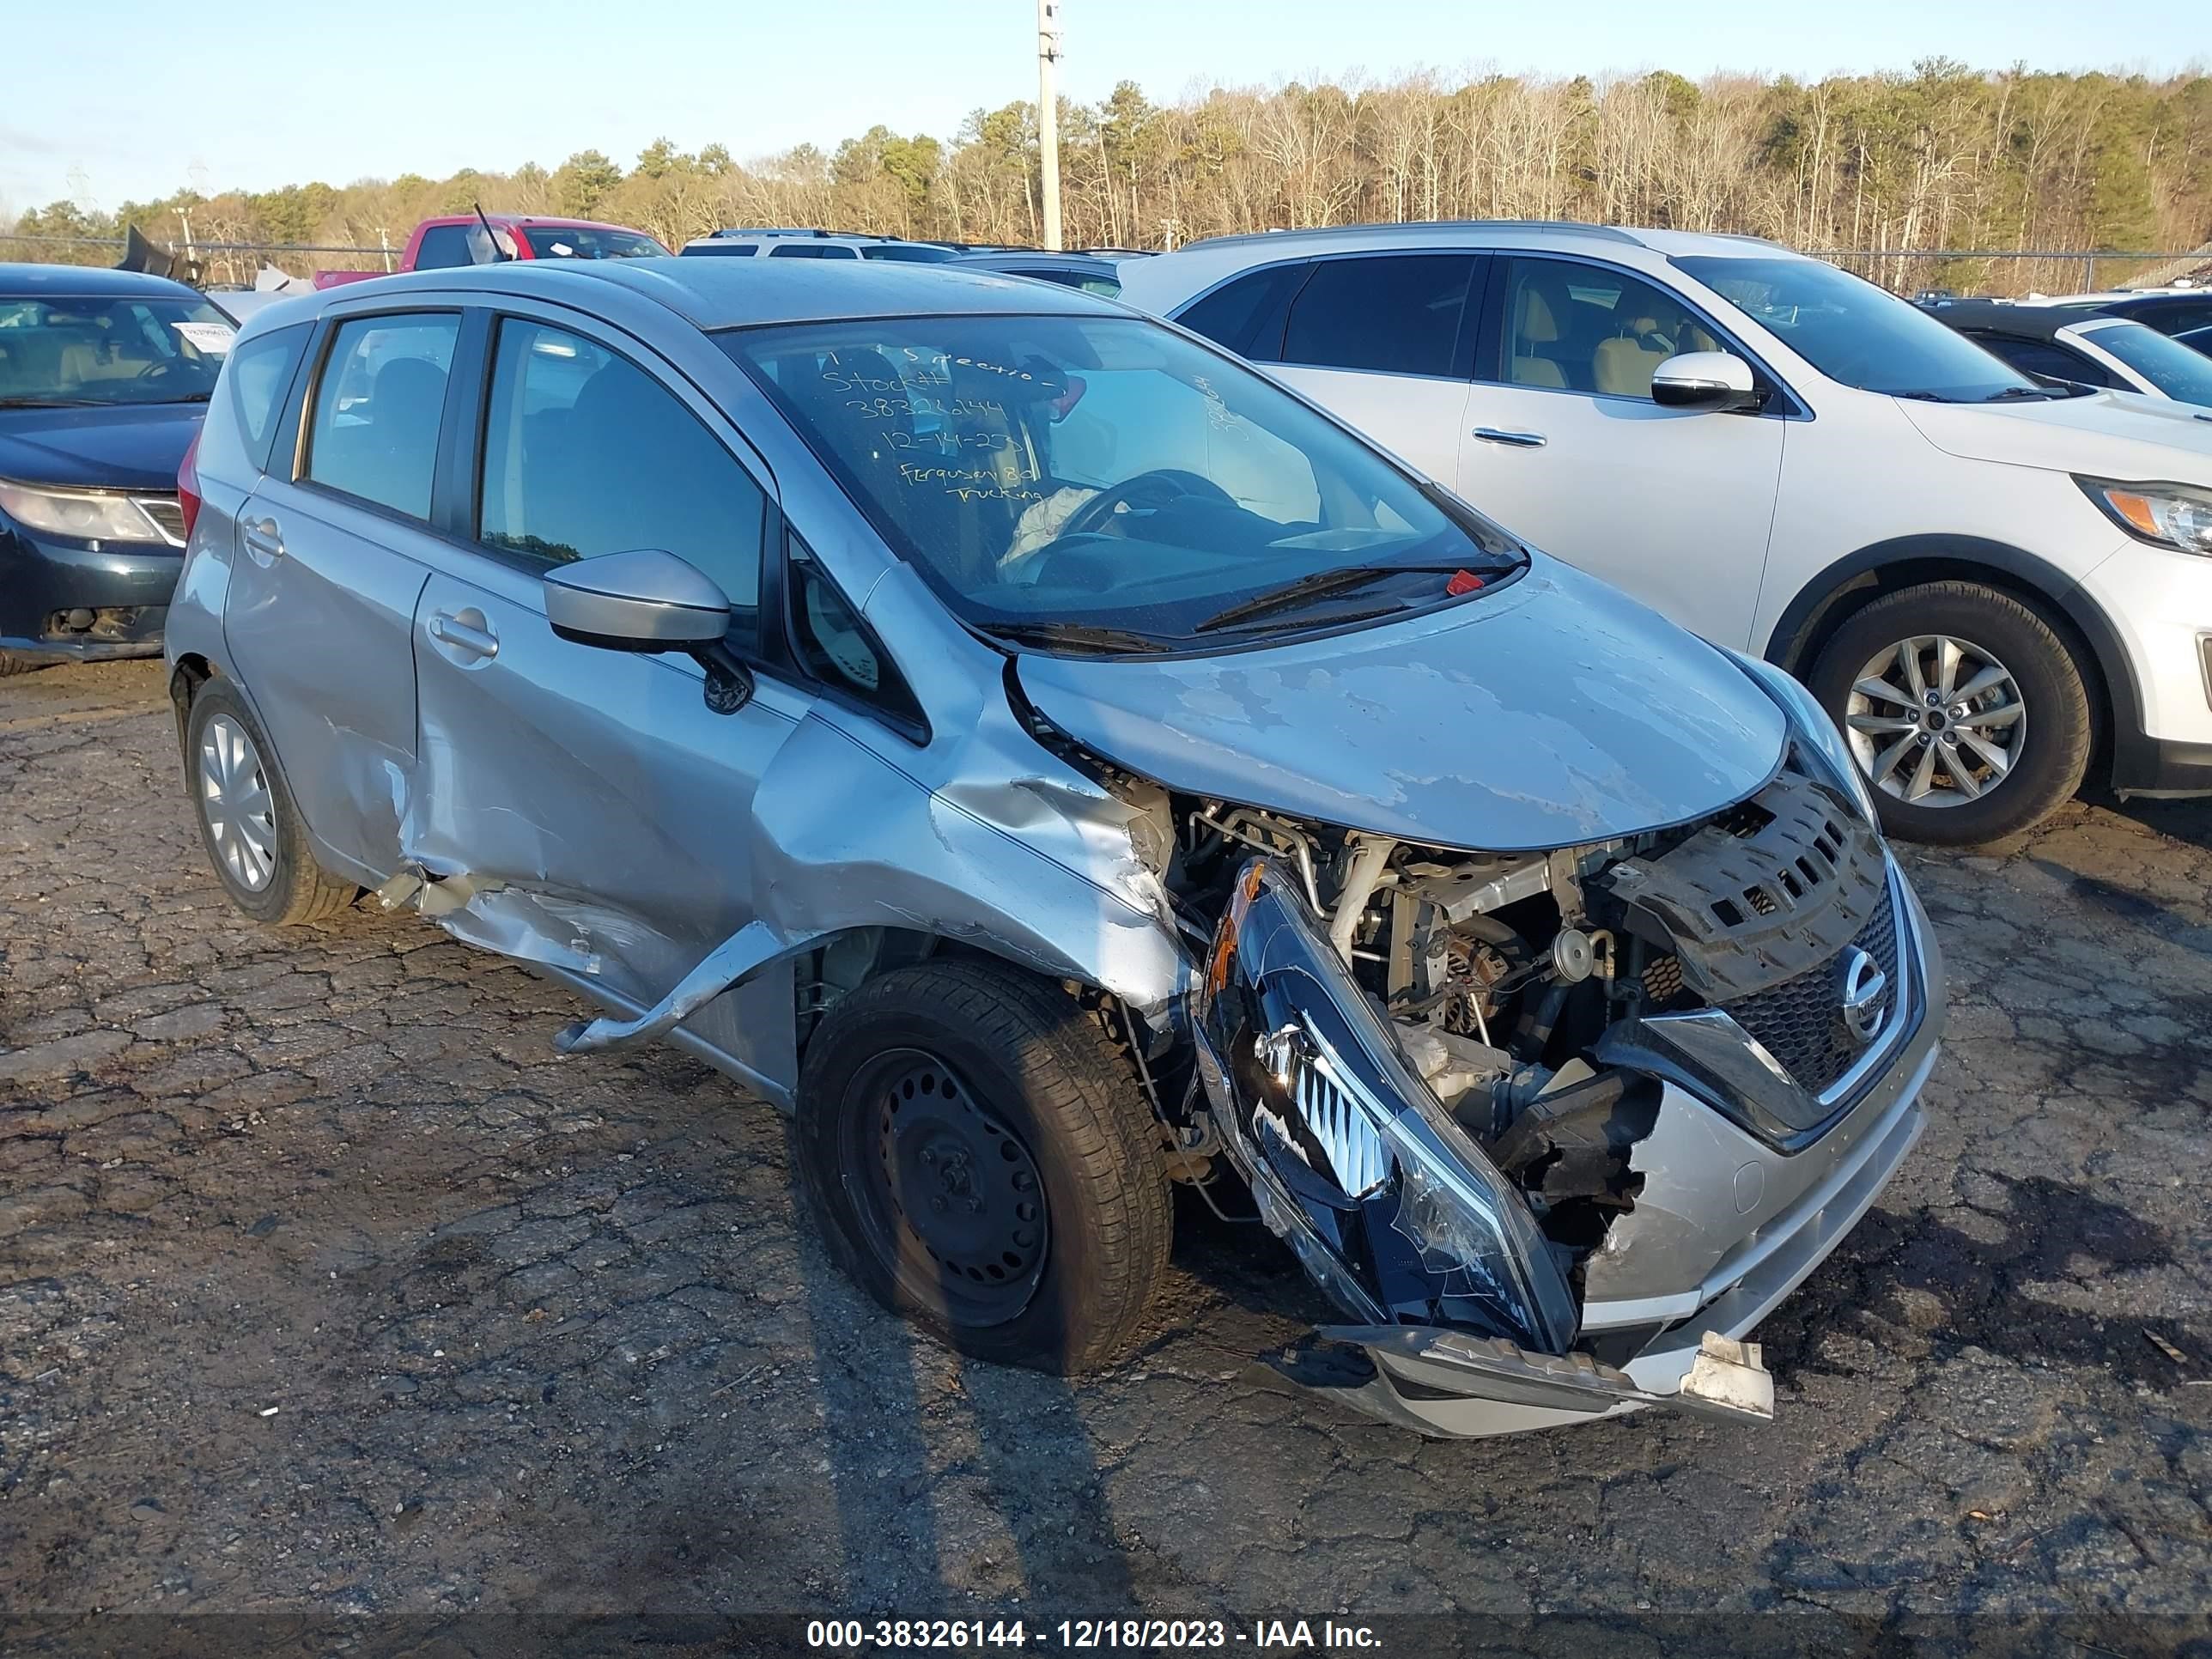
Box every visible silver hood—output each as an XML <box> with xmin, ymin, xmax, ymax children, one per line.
<box><xmin>1014</xmin><ymin>554</ymin><xmax>1788</xmax><ymax>851</ymax></box>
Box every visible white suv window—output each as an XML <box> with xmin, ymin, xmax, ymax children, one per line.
<box><xmin>1279</xmin><ymin>255</ymin><xmax>1479</xmax><ymax>378</ymax></box>
<box><xmin>1495</xmin><ymin>258</ymin><xmax>1722</xmax><ymax>400</ymax></box>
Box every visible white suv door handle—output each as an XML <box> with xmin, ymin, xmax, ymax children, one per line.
<box><xmin>429</xmin><ymin>611</ymin><xmax>499</xmax><ymax>660</ymax></box>
<box><xmin>1473</xmin><ymin>428</ymin><xmax>1547</xmax><ymax>448</ymax></box>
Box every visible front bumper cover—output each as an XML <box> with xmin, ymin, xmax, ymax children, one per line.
<box><xmin>0</xmin><ymin>523</ymin><xmax>179</xmax><ymax>659</ymax></box>
<box><xmin>1193</xmin><ymin>854</ymin><xmax>1937</xmax><ymax>1437</ymax></box>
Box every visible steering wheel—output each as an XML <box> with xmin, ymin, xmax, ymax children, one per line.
<box><xmin>1060</xmin><ymin>469</ymin><xmax>1237</xmax><ymax>540</ymax></box>
<box><xmin>133</xmin><ymin>359</ymin><xmax>177</xmax><ymax>383</ymax></box>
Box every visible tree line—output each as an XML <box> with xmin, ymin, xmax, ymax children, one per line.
<box><xmin>10</xmin><ymin>60</ymin><xmax>2210</xmax><ymax>295</ymax></box>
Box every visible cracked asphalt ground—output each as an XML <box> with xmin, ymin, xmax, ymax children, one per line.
<box><xmin>2</xmin><ymin>659</ymin><xmax>2209</xmax><ymax>1648</ymax></box>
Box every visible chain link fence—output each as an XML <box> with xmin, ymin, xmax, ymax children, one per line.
<box><xmin>1817</xmin><ymin>247</ymin><xmax>2207</xmax><ymax>298</ymax></box>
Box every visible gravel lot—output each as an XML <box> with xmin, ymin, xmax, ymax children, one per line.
<box><xmin>2</xmin><ymin>658</ymin><xmax>2209</xmax><ymax>1646</ymax></box>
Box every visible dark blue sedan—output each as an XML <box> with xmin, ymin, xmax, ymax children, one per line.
<box><xmin>0</xmin><ymin>264</ymin><xmax>235</xmax><ymax>673</ymax></box>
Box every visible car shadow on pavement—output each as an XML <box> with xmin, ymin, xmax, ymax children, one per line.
<box><xmin>787</xmin><ymin>1158</ymin><xmax>1141</xmax><ymax>1613</ymax></box>
<box><xmin>1753</xmin><ymin>1171</ymin><xmax>2188</xmax><ymax>1388</ymax></box>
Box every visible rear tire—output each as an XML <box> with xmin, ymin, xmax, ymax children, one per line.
<box><xmin>794</xmin><ymin>960</ymin><xmax>1172</xmax><ymax>1375</ymax></box>
<box><xmin>183</xmin><ymin>677</ymin><xmax>358</xmax><ymax>926</ymax></box>
<box><xmin>1807</xmin><ymin>580</ymin><xmax>2091</xmax><ymax>846</ymax></box>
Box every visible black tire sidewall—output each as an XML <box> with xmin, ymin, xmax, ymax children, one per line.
<box><xmin>1809</xmin><ymin>586</ymin><xmax>2089</xmax><ymax>846</ymax></box>
<box><xmin>183</xmin><ymin>679</ymin><xmax>308</xmax><ymax>925</ymax></box>
<box><xmin>796</xmin><ymin>971</ymin><xmax>1146</xmax><ymax>1373</ymax></box>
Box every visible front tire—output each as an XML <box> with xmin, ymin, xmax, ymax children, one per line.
<box><xmin>0</xmin><ymin>650</ymin><xmax>57</xmax><ymax>678</ymax></box>
<box><xmin>794</xmin><ymin>960</ymin><xmax>1172</xmax><ymax>1375</ymax></box>
<box><xmin>1808</xmin><ymin>580</ymin><xmax>2092</xmax><ymax>846</ymax></box>
<box><xmin>183</xmin><ymin>677</ymin><xmax>358</xmax><ymax>926</ymax></box>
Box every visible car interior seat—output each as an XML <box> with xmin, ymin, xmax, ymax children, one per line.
<box><xmin>356</xmin><ymin>355</ymin><xmax>448</xmax><ymax>514</ymax></box>
<box><xmin>1510</xmin><ymin>283</ymin><xmax>1567</xmax><ymax>388</ymax></box>
<box><xmin>1592</xmin><ymin>314</ymin><xmax>1674</xmax><ymax>398</ymax></box>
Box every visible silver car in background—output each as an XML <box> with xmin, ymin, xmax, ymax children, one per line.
<box><xmin>166</xmin><ymin>259</ymin><xmax>1942</xmax><ymax>1437</ymax></box>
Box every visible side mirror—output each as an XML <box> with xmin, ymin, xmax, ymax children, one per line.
<box><xmin>543</xmin><ymin>548</ymin><xmax>754</xmax><ymax>714</ymax></box>
<box><xmin>1650</xmin><ymin>351</ymin><xmax>1763</xmax><ymax>412</ymax></box>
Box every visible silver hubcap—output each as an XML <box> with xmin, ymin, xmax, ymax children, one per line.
<box><xmin>1844</xmin><ymin>635</ymin><xmax>2027</xmax><ymax>809</ymax></box>
<box><xmin>198</xmin><ymin>714</ymin><xmax>276</xmax><ymax>891</ymax></box>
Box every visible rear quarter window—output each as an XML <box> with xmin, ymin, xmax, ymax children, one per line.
<box><xmin>198</xmin><ymin>322</ymin><xmax>310</xmax><ymax>480</ymax></box>
<box><xmin>1174</xmin><ymin>264</ymin><xmax>1309</xmax><ymax>362</ymax></box>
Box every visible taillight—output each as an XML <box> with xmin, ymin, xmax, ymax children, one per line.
<box><xmin>177</xmin><ymin>432</ymin><xmax>203</xmax><ymax>541</ymax></box>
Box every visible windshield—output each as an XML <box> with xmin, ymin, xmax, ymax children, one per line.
<box><xmin>0</xmin><ymin>294</ymin><xmax>234</xmax><ymax>407</ymax></box>
<box><xmin>1675</xmin><ymin>255</ymin><xmax>2039</xmax><ymax>401</ymax></box>
<box><xmin>2084</xmin><ymin>320</ymin><xmax>2212</xmax><ymax>407</ymax></box>
<box><xmin>520</xmin><ymin>227</ymin><xmax>663</xmax><ymax>260</ymax></box>
<box><xmin>724</xmin><ymin>315</ymin><xmax>1522</xmax><ymax>648</ymax></box>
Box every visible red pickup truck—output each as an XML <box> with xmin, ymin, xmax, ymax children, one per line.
<box><xmin>313</xmin><ymin>213</ymin><xmax>667</xmax><ymax>289</ymax></box>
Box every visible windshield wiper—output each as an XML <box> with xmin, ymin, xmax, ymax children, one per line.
<box><xmin>0</xmin><ymin>397</ymin><xmax>109</xmax><ymax>409</ymax></box>
<box><xmin>1983</xmin><ymin>384</ymin><xmax>2068</xmax><ymax>402</ymax></box>
<box><xmin>988</xmin><ymin>620</ymin><xmax>1176</xmax><ymax>654</ymax></box>
<box><xmin>1194</xmin><ymin>562</ymin><xmax>1473</xmax><ymax>634</ymax></box>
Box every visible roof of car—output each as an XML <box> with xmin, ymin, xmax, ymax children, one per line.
<box><xmin>951</xmin><ymin>250</ymin><xmax>1122</xmax><ymax>277</ymax></box>
<box><xmin>1175</xmin><ymin>221</ymin><xmax>1794</xmax><ymax>258</ymax></box>
<box><xmin>1918</xmin><ymin>298</ymin><xmax>2120</xmax><ymax>342</ymax></box>
<box><xmin>0</xmin><ymin>263</ymin><xmax>210</xmax><ymax>300</ymax></box>
<box><xmin>259</xmin><ymin>255</ymin><xmax>1124</xmax><ymax>332</ymax></box>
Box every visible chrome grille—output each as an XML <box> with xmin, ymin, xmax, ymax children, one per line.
<box><xmin>134</xmin><ymin>496</ymin><xmax>186</xmax><ymax>547</ymax></box>
<box><xmin>1722</xmin><ymin>884</ymin><xmax>1900</xmax><ymax>1096</ymax></box>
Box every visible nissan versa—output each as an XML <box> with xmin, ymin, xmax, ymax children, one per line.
<box><xmin>165</xmin><ymin>260</ymin><xmax>1944</xmax><ymax>1436</ymax></box>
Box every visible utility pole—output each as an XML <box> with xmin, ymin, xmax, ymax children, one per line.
<box><xmin>1037</xmin><ymin>0</ymin><xmax>1063</xmax><ymax>251</ymax></box>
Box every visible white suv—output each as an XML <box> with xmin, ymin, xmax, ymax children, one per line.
<box><xmin>1119</xmin><ymin>223</ymin><xmax>2212</xmax><ymax>842</ymax></box>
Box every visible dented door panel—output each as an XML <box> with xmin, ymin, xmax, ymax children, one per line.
<box><xmin>222</xmin><ymin>483</ymin><xmax>433</xmax><ymax>880</ymax></box>
<box><xmin>404</xmin><ymin>556</ymin><xmax>808</xmax><ymax>1044</ymax></box>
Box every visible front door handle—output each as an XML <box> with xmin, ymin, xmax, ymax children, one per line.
<box><xmin>428</xmin><ymin>611</ymin><xmax>499</xmax><ymax>660</ymax></box>
<box><xmin>240</xmin><ymin>516</ymin><xmax>285</xmax><ymax>558</ymax></box>
<box><xmin>1473</xmin><ymin>428</ymin><xmax>1547</xmax><ymax>448</ymax></box>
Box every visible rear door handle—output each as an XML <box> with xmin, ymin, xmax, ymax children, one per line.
<box><xmin>1473</xmin><ymin>428</ymin><xmax>1547</xmax><ymax>448</ymax></box>
<box><xmin>428</xmin><ymin>611</ymin><xmax>499</xmax><ymax>660</ymax></box>
<box><xmin>240</xmin><ymin>516</ymin><xmax>285</xmax><ymax>558</ymax></box>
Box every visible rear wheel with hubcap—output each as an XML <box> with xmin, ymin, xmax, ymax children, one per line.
<box><xmin>1808</xmin><ymin>580</ymin><xmax>2091</xmax><ymax>846</ymax></box>
<box><xmin>795</xmin><ymin>960</ymin><xmax>1171</xmax><ymax>1375</ymax></box>
<box><xmin>184</xmin><ymin>678</ymin><xmax>358</xmax><ymax>925</ymax></box>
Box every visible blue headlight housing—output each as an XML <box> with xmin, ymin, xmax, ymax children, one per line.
<box><xmin>1730</xmin><ymin>651</ymin><xmax>1879</xmax><ymax>824</ymax></box>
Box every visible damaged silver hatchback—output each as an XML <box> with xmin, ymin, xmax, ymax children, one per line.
<box><xmin>167</xmin><ymin>259</ymin><xmax>1943</xmax><ymax>1436</ymax></box>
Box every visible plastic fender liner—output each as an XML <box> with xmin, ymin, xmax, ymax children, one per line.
<box><xmin>1192</xmin><ymin>854</ymin><xmax>1579</xmax><ymax>1355</ymax></box>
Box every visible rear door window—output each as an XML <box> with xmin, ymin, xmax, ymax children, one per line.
<box><xmin>302</xmin><ymin>313</ymin><xmax>459</xmax><ymax>518</ymax></box>
<box><xmin>769</xmin><ymin>243</ymin><xmax>859</xmax><ymax>259</ymax></box>
<box><xmin>1280</xmin><ymin>254</ymin><xmax>1479</xmax><ymax>378</ymax></box>
<box><xmin>477</xmin><ymin>318</ymin><xmax>766</xmax><ymax>646</ymax></box>
<box><xmin>410</xmin><ymin>225</ymin><xmax>483</xmax><ymax>270</ymax></box>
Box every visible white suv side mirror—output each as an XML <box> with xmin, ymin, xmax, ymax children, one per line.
<box><xmin>1651</xmin><ymin>351</ymin><xmax>1763</xmax><ymax>412</ymax></box>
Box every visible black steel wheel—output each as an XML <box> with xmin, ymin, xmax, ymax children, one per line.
<box><xmin>846</xmin><ymin>1047</ymin><xmax>1050</xmax><ymax>1327</ymax></box>
<box><xmin>795</xmin><ymin>959</ymin><xmax>1171</xmax><ymax>1374</ymax></box>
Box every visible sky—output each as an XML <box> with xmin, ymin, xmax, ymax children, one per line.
<box><xmin>5</xmin><ymin>0</ymin><xmax>2207</xmax><ymax>216</ymax></box>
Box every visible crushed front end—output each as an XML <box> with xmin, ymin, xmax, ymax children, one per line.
<box><xmin>1180</xmin><ymin>752</ymin><xmax>1943</xmax><ymax>1436</ymax></box>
